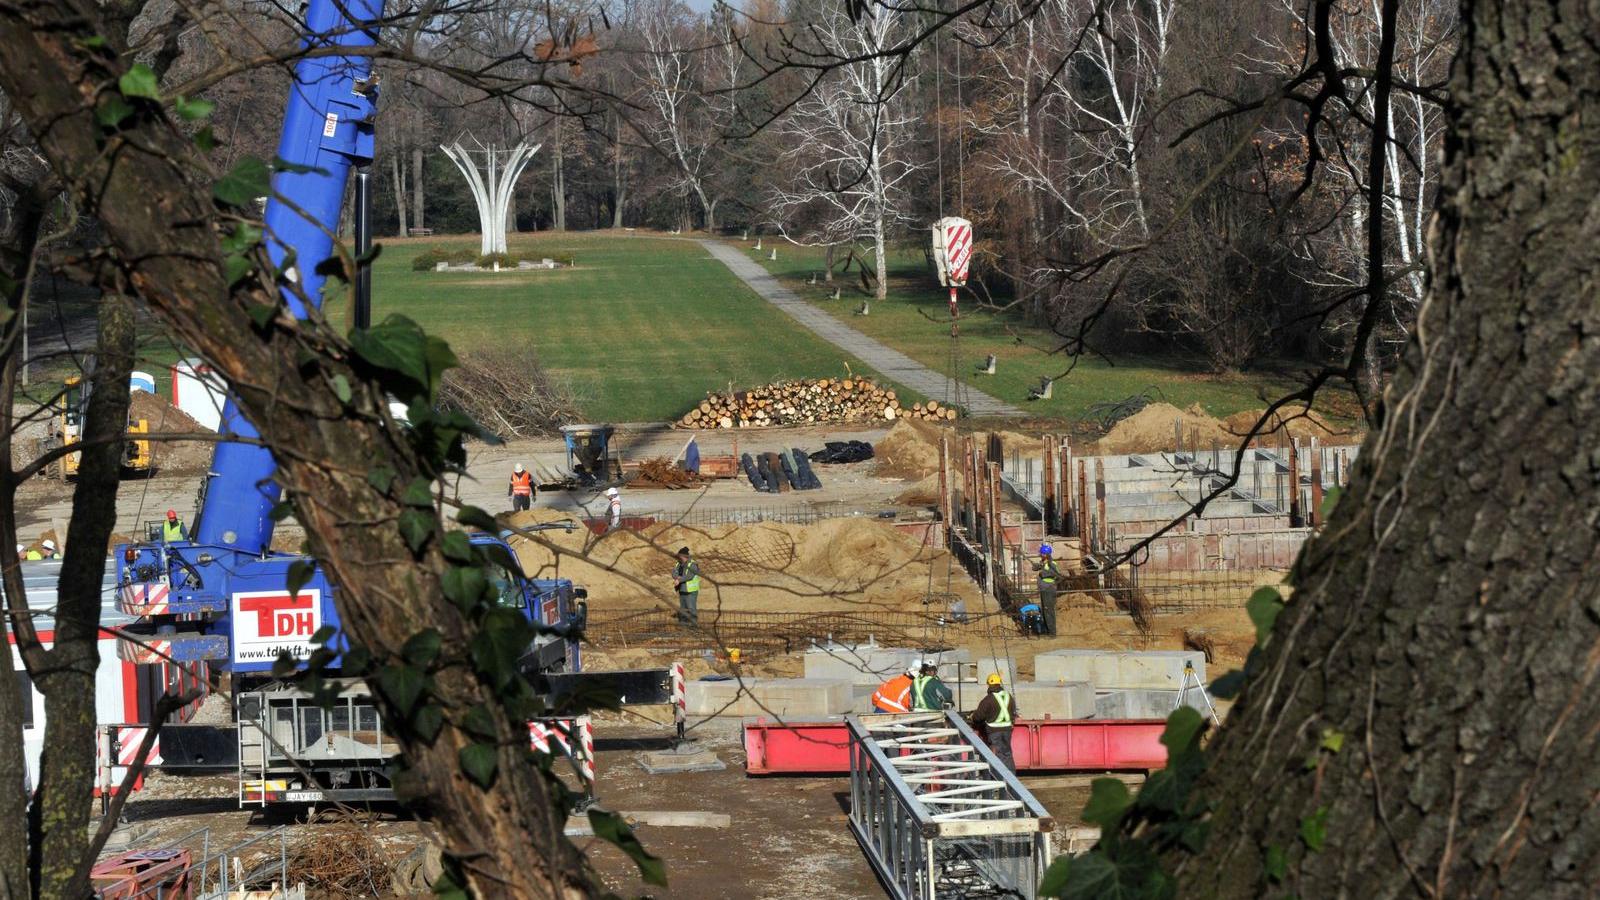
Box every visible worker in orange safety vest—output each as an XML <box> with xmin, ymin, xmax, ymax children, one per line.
<box><xmin>871</xmin><ymin>663</ymin><xmax>919</xmax><ymax>714</ymax></box>
<box><xmin>508</xmin><ymin>463</ymin><xmax>535</xmax><ymax>512</ymax></box>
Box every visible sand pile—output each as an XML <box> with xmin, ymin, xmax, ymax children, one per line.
<box><xmin>1095</xmin><ymin>403</ymin><xmax>1234</xmax><ymax>454</ymax></box>
<box><xmin>873</xmin><ymin>419</ymin><xmax>947</xmax><ymax>479</ymax></box>
<box><xmin>503</xmin><ymin>508</ymin><xmax>980</xmax><ymax>614</ymax></box>
<box><xmin>128</xmin><ymin>392</ymin><xmax>212</xmax><ymax>472</ymax></box>
<box><xmin>1222</xmin><ymin>406</ymin><xmax>1362</xmax><ymax>445</ymax></box>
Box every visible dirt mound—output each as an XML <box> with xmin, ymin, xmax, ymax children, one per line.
<box><xmin>127</xmin><ymin>391</ymin><xmax>211</xmax><ymax>472</ymax></box>
<box><xmin>502</xmin><ymin>507</ymin><xmax>980</xmax><ymax>615</ymax></box>
<box><xmin>1222</xmin><ymin>406</ymin><xmax>1362</xmax><ymax>445</ymax></box>
<box><xmin>1095</xmin><ymin>402</ymin><xmax>1236</xmax><ymax>454</ymax></box>
<box><xmin>873</xmin><ymin>419</ymin><xmax>947</xmax><ymax>479</ymax></box>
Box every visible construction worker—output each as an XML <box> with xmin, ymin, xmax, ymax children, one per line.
<box><xmin>508</xmin><ymin>464</ymin><xmax>535</xmax><ymax>512</ymax></box>
<box><xmin>605</xmin><ymin>487</ymin><xmax>622</xmax><ymax>531</ymax></box>
<box><xmin>1017</xmin><ymin>601</ymin><xmax>1045</xmax><ymax>636</ymax></box>
<box><xmin>911</xmin><ymin>661</ymin><xmax>954</xmax><ymax>711</ymax></box>
<box><xmin>970</xmin><ymin>673</ymin><xmax>1019</xmax><ymax>771</ymax></box>
<box><xmin>671</xmin><ymin>546</ymin><xmax>700</xmax><ymax>626</ymax></box>
<box><xmin>872</xmin><ymin>663</ymin><xmax>917</xmax><ymax>714</ymax></box>
<box><xmin>1032</xmin><ymin>543</ymin><xmax>1060</xmax><ymax>636</ymax></box>
<box><xmin>163</xmin><ymin>509</ymin><xmax>187</xmax><ymax>542</ymax></box>
<box><xmin>37</xmin><ymin>540</ymin><xmax>58</xmax><ymax>560</ymax></box>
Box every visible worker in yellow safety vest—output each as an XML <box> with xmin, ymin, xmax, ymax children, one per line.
<box><xmin>872</xmin><ymin>664</ymin><xmax>917</xmax><ymax>714</ymax></box>
<box><xmin>970</xmin><ymin>673</ymin><xmax>1019</xmax><ymax>771</ymax></box>
<box><xmin>911</xmin><ymin>662</ymin><xmax>954</xmax><ymax>711</ymax></box>
<box><xmin>1032</xmin><ymin>543</ymin><xmax>1060</xmax><ymax>636</ymax></box>
<box><xmin>508</xmin><ymin>464</ymin><xmax>535</xmax><ymax>512</ymax></box>
<box><xmin>163</xmin><ymin>509</ymin><xmax>187</xmax><ymax>542</ymax></box>
<box><xmin>672</xmin><ymin>546</ymin><xmax>700</xmax><ymax>626</ymax></box>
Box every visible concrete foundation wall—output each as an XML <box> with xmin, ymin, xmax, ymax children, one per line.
<box><xmin>1035</xmin><ymin>650</ymin><xmax>1205</xmax><ymax>690</ymax></box>
<box><xmin>686</xmin><ymin>677</ymin><xmax>852</xmax><ymax>717</ymax></box>
<box><xmin>1012</xmin><ymin>681</ymin><xmax>1095</xmax><ymax>720</ymax></box>
<box><xmin>1095</xmin><ymin>688</ymin><xmax>1209</xmax><ymax>719</ymax></box>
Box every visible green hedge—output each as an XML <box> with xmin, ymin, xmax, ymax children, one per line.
<box><xmin>411</xmin><ymin>248</ymin><xmax>478</xmax><ymax>271</ymax></box>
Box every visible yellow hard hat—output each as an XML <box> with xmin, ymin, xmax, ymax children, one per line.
<box><xmin>986</xmin><ymin>673</ymin><xmax>1003</xmax><ymax>686</ymax></box>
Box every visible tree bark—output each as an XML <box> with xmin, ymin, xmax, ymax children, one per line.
<box><xmin>1164</xmin><ymin>1</ymin><xmax>1600</xmax><ymax>895</ymax></box>
<box><xmin>32</xmin><ymin>294</ymin><xmax>134</xmax><ymax>899</ymax></box>
<box><xmin>0</xmin><ymin>8</ymin><xmax>596</xmax><ymax>897</ymax></box>
<box><xmin>391</xmin><ymin>154</ymin><xmax>409</xmax><ymax>238</ymax></box>
<box><xmin>551</xmin><ymin>119</ymin><xmax>566</xmax><ymax>232</ymax></box>
<box><xmin>411</xmin><ymin>146</ymin><xmax>424</xmax><ymax>232</ymax></box>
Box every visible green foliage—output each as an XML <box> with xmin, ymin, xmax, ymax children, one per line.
<box><xmin>474</xmin><ymin>252</ymin><xmax>521</xmax><ymax>269</ymax></box>
<box><xmin>588</xmin><ymin>809</ymin><xmax>667</xmax><ymax>886</ymax></box>
<box><xmin>1247</xmin><ymin>586</ymin><xmax>1286</xmax><ymax>645</ymax></box>
<box><xmin>1319</xmin><ymin>485</ymin><xmax>1343</xmax><ymax>521</ymax></box>
<box><xmin>1264</xmin><ymin>845</ymin><xmax>1287</xmax><ymax>883</ymax></box>
<box><xmin>458</xmin><ymin>743</ymin><xmax>498</xmax><ymax>788</ymax></box>
<box><xmin>174</xmin><ymin>95</ymin><xmax>214</xmax><ymax>121</ymax></box>
<box><xmin>214</xmin><ymin>156</ymin><xmax>272</xmax><ymax>208</ymax></box>
<box><xmin>348</xmin><ymin>314</ymin><xmax>458</xmax><ymax>407</ymax></box>
<box><xmin>410</xmin><ymin>248</ymin><xmax>477</xmax><ymax>271</ymax></box>
<box><xmin>118</xmin><ymin>64</ymin><xmax>161</xmax><ymax>101</ymax></box>
<box><xmin>1299</xmin><ymin>807</ymin><xmax>1330</xmax><ymax>852</ymax></box>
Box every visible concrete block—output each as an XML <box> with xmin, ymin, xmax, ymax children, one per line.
<box><xmin>1013</xmin><ymin>681</ymin><xmax>1095</xmax><ymax>720</ymax></box>
<box><xmin>1035</xmin><ymin>650</ymin><xmax>1205</xmax><ymax>690</ymax></box>
<box><xmin>686</xmin><ymin>677</ymin><xmax>852</xmax><ymax>717</ymax></box>
<box><xmin>1034</xmin><ymin>650</ymin><xmax>1120</xmax><ymax>687</ymax></box>
<box><xmin>974</xmin><ymin>656</ymin><xmax>1017</xmax><ymax>687</ymax></box>
<box><xmin>803</xmin><ymin>645</ymin><xmax>918</xmax><ymax>684</ymax></box>
<box><xmin>638</xmin><ymin>747</ymin><xmax>726</xmax><ymax>774</ymax></box>
<box><xmin>1094</xmin><ymin>688</ymin><xmax>1208</xmax><ymax>720</ymax></box>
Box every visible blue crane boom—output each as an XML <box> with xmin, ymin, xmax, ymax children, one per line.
<box><xmin>197</xmin><ymin>0</ymin><xmax>383</xmax><ymax>553</ymax></box>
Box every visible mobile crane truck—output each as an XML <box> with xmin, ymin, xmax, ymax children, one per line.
<box><xmin>107</xmin><ymin>0</ymin><xmax>673</xmax><ymax>806</ymax></box>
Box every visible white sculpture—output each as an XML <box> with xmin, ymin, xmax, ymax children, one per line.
<box><xmin>440</xmin><ymin>136</ymin><xmax>541</xmax><ymax>257</ymax></box>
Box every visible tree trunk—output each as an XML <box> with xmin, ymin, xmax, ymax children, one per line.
<box><xmin>0</xmin><ymin>9</ymin><xmax>598</xmax><ymax>897</ymax></box>
<box><xmin>34</xmin><ymin>294</ymin><xmax>134</xmax><ymax>898</ymax></box>
<box><xmin>873</xmin><ymin>216</ymin><xmax>888</xmax><ymax>301</ymax></box>
<box><xmin>411</xmin><ymin>146</ymin><xmax>424</xmax><ymax>232</ymax></box>
<box><xmin>551</xmin><ymin>120</ymin><xmax>566</xmax><ymax>232</ymax></box>
<box><xmin>391</xmin><ymin>155</ymin><xmax>409</xmax><ymax>238</ymax></box>
<box><xmin>1164</xmin><ymin>1</ymin><xmax>1600</xmax><ymax>895</ymax></box>
<box><xmin>824</xmin><ymin>244</ymin><xmax>835</xmax><ymax>283</ymax></box>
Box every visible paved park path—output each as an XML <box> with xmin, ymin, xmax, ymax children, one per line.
<box><xmin>699</xmin><ymin>240</ymin><xmax>1024</xmax><ymax>417</ymax></box>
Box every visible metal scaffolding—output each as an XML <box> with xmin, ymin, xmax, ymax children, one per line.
<box><xmin>847</xmin><ymin>712</ymin><xmax>1054</xmax><ymax>899</ymax></box>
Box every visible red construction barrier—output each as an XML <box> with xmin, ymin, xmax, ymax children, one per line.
<box><xmin>91</xmin><ymin>848</ymin><xmax>192</xmax><ymax>898</ymax></box>
<box><xmin>743</xmin><ymin>717</ymin><xmax>1168</xmax><ymax>774</ymax></box>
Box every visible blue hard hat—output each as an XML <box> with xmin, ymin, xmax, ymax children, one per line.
<box><xmin>1039</xmin><ymin>544</ymin><xmax>1053</xmax><ymax>555</ymax></box>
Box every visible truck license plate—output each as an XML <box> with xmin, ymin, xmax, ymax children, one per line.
<box><xmin>285</xmin><ymin>790</ymin><xmax>324</xmax><ymax>802</ymax></box>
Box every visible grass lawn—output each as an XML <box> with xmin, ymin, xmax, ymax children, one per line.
<box><xmin>366</xmin><ymin>232</ymin><xmax>903</xmax><ymax>422</ymax></box>
<box><xmin>737</xmin><ymin>238</ymin><xmax>1329</xmax><ymax>423</ymax></box>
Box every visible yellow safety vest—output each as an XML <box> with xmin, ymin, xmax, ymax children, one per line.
<box><xmin>912</xmin><ymin>675</ymin><xmax>933</xmax><ymax>709</ymax></box>
<box><xmin>1039</xmin><ymin>559</ymin><xmax>1059</xmax><ymax>583</ymax></box>
<box><xmin>676</xmin><ymin>559</ymin><xmax>701</xmax><ymax>593</ymax></box>
<box><xmin>990</xmin><ymin>690</ymin><xmax>1013</xmax><ymax>727</ymax></box>
<box><xmin>24</xmin><ymin>550</ymin><xmax>42</xmax><ymax>561</ymax></box>
<box><xmin>164</xmin><ymin>520</ymin><xmax>185</xmax><ymax>542</ymax></box>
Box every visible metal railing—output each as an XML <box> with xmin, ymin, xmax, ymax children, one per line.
<box><xmin>847</xmin><ymin>712</ymin><xmax>1053</xmax><ymax>899</ymax></box>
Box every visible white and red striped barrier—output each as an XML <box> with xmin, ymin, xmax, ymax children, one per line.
<box><xmin>671</xmin><ymin>662</ymin><xmax>686</xmax><ymax>729</ymax></box>
<box><xmin>96</xmin><ymin>724</ymin><xmax>162</xmax><ymax>796</ymax></box>
<box><xmin>528</xmin><ymin>715</ymin><xmax>594</xmax><ymax>786</ymax></box>
<box><xmin>117</xmin><ymin>583</ymin><xmax>170</xmax><ymax>616</ymax></box>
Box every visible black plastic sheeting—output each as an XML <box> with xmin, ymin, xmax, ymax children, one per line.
<box><xmin>808</xmin><ymin>441</ymin><xmax>874</xmax><ymax>464</ymax></box>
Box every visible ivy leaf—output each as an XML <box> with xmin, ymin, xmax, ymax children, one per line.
<box><xmin>331</xmin><ymin>373</ymin><xmax>352</xmax><ymax>404</ymax></box>
<box><xmin>224</xmin><ymin>253</ymin><xmax>254</xmax><ymax>287</ymax></box>
<box><xmin>349</xmin><ymin>315</ymin><xmax>440</xmax><ymax>400</ymax></box>
<box><xmin>462</xmin><ymin>706</ymin><xmax>498</xmax><ymax>741</ymax></box>
<box><xmin>1319</xmin><ymin>727</ymin><xmax>1345</xmax><ymax>755</ymax></box>
<box><xmin>1319</xmin><ymin>485</ymin><xmax>1343</xmax><ymax>521</ymax></box>
<box><xmin>118</xmin><ymin>63</ymin><xmax>161</xmax><ymax>100</ymax></box>
<box><xmin>342</xmin><ymin>645</ymin><xmax>371</xmax><ymax>675</ymax></box>
<box><xmin>79</xmin><ymin>35</ymin><xmax>108</xmax><ymax>49</ymax></box>
<box><xmin>402</xmin><ymin>628</ymin><xmax>442</xmax><ymax>667</ymax></box>
<box><xmin>1209</xmin><ymin>669</ymin><xmax>1246</xmax><ymax>700</ymax></box>
<box><xmin>193</xmin><ymin>126</ymin><xmax>217</xmax><ymax>152</ymax></box>
<box><xmin>214</xmin><ymin>156</ymin><xmax>271</xmax><ymax>207</ymax></box>
<box><xmin>458</xmin><ymin>742</ymin><xmax>498</xmax><ymax>788</ymax></box>
<box><xmin>1264</xmin><ymin>844</ymin><xmax>1287</xmax><ymax>883</ymax></box>
<box><xmin>285</xmin><ymin>559</ymin><xmax>315</xmax><ymax>599</ymax></box>
<box><xmin>441</xmin><ymin>565</ymin><xmax>489</xmax><ymax>610</ymax></box>
<box><xmin>402</xmin><ymin>477</ymin><xmax>435</xmax><ymax>508</ymax></box>
<box><xmin>1300</xmin><ymin>806</ymin><xmax>1329</xmax><ymax>853</ymax></box>
<box><xmin>377</xmin><ymin>664</ymin><xmax>426</xmax><ymax>714</ymax></box>
<box><xmin>412</xmin><ymin>703</ymin><xmax>443</xmax><ymax>742</ymax></box>
<box><xmin>440</xmin><ymin>531</ymin><xmax>474</xmax><ymax>564</ymax></box>
<box><xmin>1246</xmin><ymin>586</ymin><xmax>1285</xmax><ymax>645</ymax></box>
<box><xmin>431</xmin><ymin>858</ymin><xmax>470</xmax><ymax>900</ymax></box>
<box><xmin>311</xmin><ymin>625</ymin><xmax>337</xmax><ymax>646</ymax></box>
<box><xmin>398</xmin><ymin>509</ymin><xmax>434</xmax><ymax>553</ymax></box>
<box><xmin>1081</xmin><ymin>777</ymin><xmax>1132</xmax><ymax>831</ymax></box>
<box><xmin>367</xmin><ymin>466</ymin><xmax>395</xmax><ymax>493</ymax></box>
<box><xmin>1160</xmin><ymin>706</ymin><xmax>1205</xmax><ymax>756</ymax></box>
<box><xmin>1037</xmin><ymin>850</ymin><xmax>1168</xmax><ymax>900</ymax></box>
<box><xmin>588</xmin><ymin>809</ymin><xmax>667</xmax><ymax>886</ymax></box>
<box><xmin>268</xmin><ymin>500</ymin><xmax>295</xmax><ymax>522</ymax></box>
<box><xmin>271</xmin><ymin>651</ymin><xmax>299</xmax><ymax>678</ymax></box>
<box><xmin>220</xmin><ymin>223</ymin><xmax>261</xmax><ymax>253</ymax></box>
<box><xmin>174</xmin><ymin>95</ymin><xmax>215</xmax><ymax>120</ymax></box>
<box><xmin>456</xmin><ymin>505</ymin><xmax>498</xmax><ymax>531</ymax></box>
<box><xmin>95</xmin><ymin>95</ymin><xmax>135</xmax><ymax>128</ymax></box>
<box><xmin>471</xmin><ymin>607</ymin><xmax>534</xmax><ymax>690</ymax></box>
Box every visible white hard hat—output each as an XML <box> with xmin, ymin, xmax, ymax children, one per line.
<box><xmin>14</xmin><ymin>545</ymin><xmax>21</xmax><ymax>554</ymax></box>
<box><xmin>906</xmin><ymin>660</ymin><xmax>921</xmax><ymax>676</ymax></box>
<box><xmin>606</xmin><ymin>487</ymin><xmax>619</xmax><ymax>497</ymax></box>
<box><xmin>513</xmin><ymin>463</ymin><xmax>525</xmax><ymax>474</ymax></box>
<box><xmin>42</xmin><ymin>540</ymin><xmax>56</xmax><ymax>550</ymax></box>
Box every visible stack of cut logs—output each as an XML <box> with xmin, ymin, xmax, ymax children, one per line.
<box><xmin>677</xmin><ymin>378</ymin><xmax>958</xmax><ymax>429</ymax></box>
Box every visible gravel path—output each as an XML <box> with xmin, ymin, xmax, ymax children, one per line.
<box><xmin>698</xmin><ymin>240</ymin><xmax>1024</xmax><ymax>418</ymax></box>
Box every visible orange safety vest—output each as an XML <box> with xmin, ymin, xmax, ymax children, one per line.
<box><xmin>871</xmin><ymin>674</ymin><xmax>913</xmax><ymax>713</ymax></box>
<box><xmin>511</xmin><ymin>471</ymin><xmax>534</xmax><ymax>496</ymax></box>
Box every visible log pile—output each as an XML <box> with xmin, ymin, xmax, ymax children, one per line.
<box><xmin>677</xmin><ymin>379</ymin><xmax>958</xmax><ymax>429</ymax></box>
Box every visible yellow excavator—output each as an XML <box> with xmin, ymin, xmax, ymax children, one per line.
<box><xmin>44</xmin><ymin>374</ymin><xmax>153</xmax><ymax>479</ymax></box>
